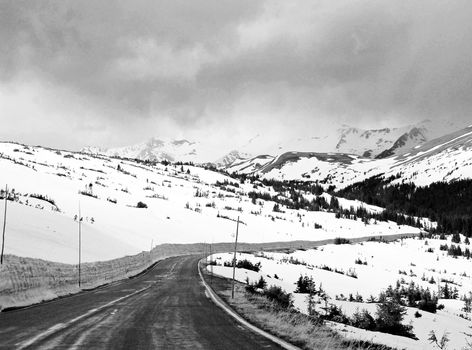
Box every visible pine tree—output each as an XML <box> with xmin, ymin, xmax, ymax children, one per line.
<box><xmin>376</xmin><ymin>298</ymin><xmax>412</xmax><ymax>336</ymax></box>
<box><xmin>452</xmin><ymin>233</ymin><xmax>461</xmax><ymax>243</ymax></box>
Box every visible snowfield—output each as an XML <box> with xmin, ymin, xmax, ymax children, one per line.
<box><xmin>0</xmin><ymin>142</ymin><xmax>419</xmax><ymax>264</ymax></box>
<box><xmin>208</xmin><ymin>236</ymin><xmax>472</xmax><ymax>350</ymax></box>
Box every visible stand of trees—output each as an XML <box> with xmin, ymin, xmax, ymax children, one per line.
<box><xmin>338</xmin><ymin>176</ymin><xmax>472</xmax><ymax>236</ymax></box>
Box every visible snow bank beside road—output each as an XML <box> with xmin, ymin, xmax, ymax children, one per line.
<box><xmin>0</xmin><ymin>243</ymin><xmax>209</xmax><ymax>311</ymax></box>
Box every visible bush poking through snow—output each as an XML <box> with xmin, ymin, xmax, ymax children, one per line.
<box><xmin>29</xmin><ymin>193</ymin><xmax>56</xmax><ymax>207</ymax></box>
<box><xmin>78</xmin><ymin>190</ymin><xmax>98</xmax><ymax>199</ymax></box>
<box><xmin>295</xmin><ymin>275</ymin><xmax>316</xmax><ymax>294</ymax></box>
<box><xmin>350</xmin><ymin>309</ymin><xmax>377</xmax><ymax>331</ymax></box>
<box><xmin>355</xmin><ymin>258</ymin><xmax>367</xmax><ymax>265</ymax></box>
<box><xmin>136</xmin><ymin>201</ymin><xmax>148</xmax><ymax>208</ymax></box>
<box><xmin>428</xmin><ymin>330</ymin><xmax>450</xmax><ymax>350</ymax></box>
<box><xmin>245</xmin><ymin>277</ymin><xmax>292</xmax><ymax>309</ymax></box>
<box><xmin>334</xmin><ymin>237</ymin><xmax>351</xmax><ymax>245</ymax></box>
<box><xmin>224</xmin><ymin>259</ymin><xmax>261</xmax><ymax>272</ymax></box>
<box><xmin>264</xmin><ymin>285</ymin><xmax>293</xmax><ymax>309</ymax></box>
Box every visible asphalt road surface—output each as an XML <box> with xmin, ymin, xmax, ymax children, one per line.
<box><xmin>0</xmin><ymin>255</ymin><xmax>283</xmax><ymax>349</ymax></box>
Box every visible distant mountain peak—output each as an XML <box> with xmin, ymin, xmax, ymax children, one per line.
<box><xmin>81</xmin><ymin>137</ymin><xmax>203</xmax><ymax>163</ymax></box>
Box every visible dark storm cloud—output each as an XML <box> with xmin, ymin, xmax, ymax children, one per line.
<box><xmin>1</xmin><ymin>0</ymin><xmax>472</xmax><ymax>149</ymax></box>
<box><xmin>0</xmin><ymin>0</ymin><xmax>261</xmax><ymax>116</ymax></box>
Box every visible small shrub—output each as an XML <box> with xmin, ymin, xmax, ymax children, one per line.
<box><xmin>136</xmin><ymin>201</ymin><xmax>148</xmax><ymax>208</ymax></box>
<box><xmin>245</xmin><ymin>276</ymin><xmax>267</xmax><ymax>293</ymax></box>
<box><xmin>78</xmin><ymin>190</ymin><xmax>97</xmax><ymax>199</ymax></box>
<box><xmin>263</xmin><ymin>285</ymin><xmax>293</xmax><ymax>309</ymax></box>
<box><xmin>325</xmin><ymin>304</ymin><xmax>349</xmax><ymax>324</ymax></box>
<box><xmin>350</xmin><ymin>309</ymin><xmax>376</xmax><ymax>331</ymax></box>
<box><xmin>224</xmin><ymin>259</ymin><xmax>261</xmax><ymax>272</ymax></box>
<box><xmin>295</xmin><ymin>275</ymin><xmax>315</xmax><ymax>294</ymax></box>
<box><xmin>334</xmin><ymin>237</ymin><xmax>351</xmax><ymax>245</ymax></box>
<box><xmin>428</xmin><ymin>330</ymin><xmax>449</xmax><ymax>350</ymax></box>
<box><xmin>255</xmin><ymin>276</ymin><xmax>267</xmax><ymax>289</ymax></box>
<box><xmin>29</xmin><ymin>193</ymin><xmax>56</xmax><ymax>206</ymax></box>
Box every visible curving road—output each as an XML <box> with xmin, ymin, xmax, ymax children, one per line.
<box><xmin>0</xmin><ymin>255</ymin><xmax>283</xmax><ymax>349</ymax></box>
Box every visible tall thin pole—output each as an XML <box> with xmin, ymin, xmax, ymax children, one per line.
<box><xmin>231</xmin><ymin>216</ymin><xmax>240</xmax><ymax>299</ymax></box>
<box><xmin>1</xmin><ymin>185</ymin><xmax>8</xmax><ymax>265</ymax></box>
<box><xmin>150</xmin><ymin>239</ymin><xmax>153</xmax><ymax>263</ymax></box>
<box><xmin>209</xmin><ymin>243</ymin><xmax>213</xmax><ymax>285</ymax></box>
<box><xmin>78</xmin><ymin>202</ymin><xmax>82</xmax><ymax>287</ymax></box>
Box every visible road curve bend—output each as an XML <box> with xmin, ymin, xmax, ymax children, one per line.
<box><xmin>0</xmin><ymin>255</ymin><xmax>284</xmax><ymax>349</ymax></box>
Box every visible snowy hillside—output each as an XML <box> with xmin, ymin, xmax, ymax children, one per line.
<box><xmin>383</xmin><ymin>125</ymin><xmax>472</xmax><ymax>186</ymax></box>
<box><xmin>209</xmin><ymin>235</ymin><xmax>472</xmax><ymax>350</ymax></box>
<box><xmin>226</xmin><ymin>151</ymin><xmax>389</xmax><ymax>189</ymax></box>
<box><xmin>0</xmin><ymin>142</ymin><xmax>419</xmax><ymax>264</ymax></box>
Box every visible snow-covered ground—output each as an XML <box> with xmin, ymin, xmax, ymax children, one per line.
<box><xmin>0</xmin><ymin>142</ymin><xmax>419</xmax><ymax>264</ymax></box>
<box><xmin>208</xmin><ymin>236</ymin><xmax>472</xmax><ymax>350</ymax></box>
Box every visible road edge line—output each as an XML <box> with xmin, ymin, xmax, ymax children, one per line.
<box><xmin>198</xmin><ymin>260</ymin><xmax>301</xmax><ymax>350</ymax></box>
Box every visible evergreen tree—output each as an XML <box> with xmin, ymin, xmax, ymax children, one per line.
<box><xmin>376</xmin><ymin>298</ymin><xmax>413</xmax><ymax>337</ymax></box>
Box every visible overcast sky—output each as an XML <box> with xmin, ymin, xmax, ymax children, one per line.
<box><xmin>1</xmin><ymin>0</ymin><xmax>471</xmax><ymax>150</ymax></box>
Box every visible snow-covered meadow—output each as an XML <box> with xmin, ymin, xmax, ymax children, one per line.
<box><xmin>0</xmin><ymin>142</ymin><xmax>419</xmax><ymax>264</ymax></box>
<box><xmin>208</xmin><ymin>236</ymin><xmax>472</xmax><ymax>350</ymax></box>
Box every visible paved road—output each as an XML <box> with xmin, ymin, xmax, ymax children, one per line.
<box><xmin>0</xmin><ymin>255</ymin><xmax>282</xmax><ymax>349</ymax></box>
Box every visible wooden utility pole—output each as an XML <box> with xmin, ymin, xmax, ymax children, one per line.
<box><xmin>209</xmin><ymin>243</ymin><xmax>213</xmax><ymax>285</ymax></box>
<box><xmin>150</xmin><ymin>239</ymin><xmax>154</xmax><ymax>264</ymax></box>
<box><xmin>231</xmin><ymin>216</ymin><xmax>240</xmax><ymax>299</ymax></box>
<box><xmin>0</xmin><ymin>185</ymin><xmax>8</xmax><ymax>265</ymax></box>
<box><xmin>78</xmin><ymin>202</ymin><xmax>82</xmax><ymax>287</ymax></box>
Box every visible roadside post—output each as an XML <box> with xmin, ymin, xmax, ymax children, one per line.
<box><xmin>231</xmin><ymin>216</ymin><xmax>240</xmax><ymax>299</ymax></box>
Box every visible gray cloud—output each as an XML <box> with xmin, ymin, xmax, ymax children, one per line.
<box><xmin>0</xmin><ymin>0</ymin><xmax>472</xmax><ymax>150</ymax></box>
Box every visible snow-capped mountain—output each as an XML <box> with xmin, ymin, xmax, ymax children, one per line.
<box><xmin>214</xmin><ymin>150</ymin><xmax>253</xmax><ymax>168</ymax></box>
<box><xmin>82</xmin><ymin>138</ymin><xmax>202</xmax><ymax>163</ymax></box>
<box><xmin>383</xmin><ymin>124</ymin><xmax>472</xmax><ymax>186</ymax></box>
<box><xmin>254</xmin><ymin>119</ymin><xmax>463</xmax><ymax>160</ymax></box>
<box><xmin>219</xmin><ymin>120</ymin><xmax>465</xmax><ymax>166</ymax></box>
<box><xmin>375</xmin><ymin>127</ymin><xmax>427</xmax><ymax>159</ymax></box>
<box><xmin>81</xmin><ymin>120</ymin><xmax>465</xmax><ymax>167</ymax></box>
<box><xmin>226</xmin><ymin>125</ymin><xmax>472</xmax><ymax>189</ymax></box>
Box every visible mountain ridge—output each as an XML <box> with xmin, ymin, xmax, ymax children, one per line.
<box><xmin>225</xmin><ymin>125</ymin><xmax>472</xmax><ymax>189</ymax></box>
<box><xmin>79</xmin><ymin>119</ymin><xmax>466</xmax><ymax>170</ymax></box>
